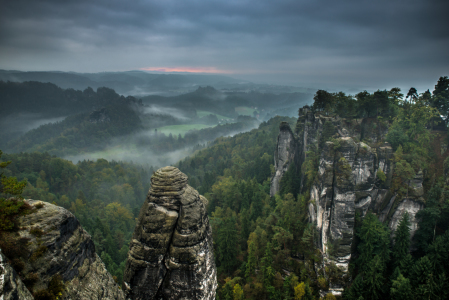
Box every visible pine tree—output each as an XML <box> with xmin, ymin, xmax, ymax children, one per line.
<box><xmin>414</xmin><ymin>185</ymin><xmax>442</xmax><ymax>256</ymax></box>
<box><xmin>364</xmin><ymin>255</ymin><xmax>386</xmax><ymax>300</ymax></box>
<box><xmin>245</xmin><ymin>240</ymin><xmax>257</xmax><ymax>278</ymax></box>
<box><xmin>390</xmin><ymin>273</ymin><xmax>412</xmax><ymax>300</ymax></box>
<box><xmin>356</xmin><ymin>212</ymin><xmax>390</xmax><ymax>273</ymax></box>
<box><xmin>345</xmin><ymin>274</ymin><xmax>364</xmax><ymax>300</ymax></box>
<box><xmin>217</xmin><ymin>213</ymin><xmax>238</xmax><ymax>273</ymax></box>
<box><xmin>392</xmin><ymin>212</ymin><xmax>411</xmax><ymax>271</ymax></box>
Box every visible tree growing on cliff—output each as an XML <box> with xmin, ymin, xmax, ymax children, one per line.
<box><xmin>279</xmin><ymin>164</ymin><xmax>300</xmax><ymax>197</ymax></box>
<box><xmin>406</xmin><ymin>87</ymin><xmax>418</xmax><ymax>103</ymax></box>
<box><xmin>357</xmin><ymin>91</ymin><xmax>376</xmax><ymax>117</ymax></box>
<box><xmin>0</xmin><ymin>150</ymin><xmax>27</xmax><ymax>230</ymax></box>
<box><xmin>312</xmin><ymin>90</ymin><xmax>334</xmax><ymax>114</ymax></box>
<box><xmin>432</xmin><ymin>76</ymin><xmax>449</xmax><ymax>125</ymax></box>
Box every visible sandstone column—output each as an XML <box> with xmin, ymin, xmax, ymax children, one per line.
<box><xmin>123</xmin><ymin>166</ymin><xmax>217</xmax><ymax>300</ymax></box>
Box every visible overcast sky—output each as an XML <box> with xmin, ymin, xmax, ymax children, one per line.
<box><xmin>0</xmin><ymin>0</ymin><xmax>448</xmax><ymax>91</ymax></box>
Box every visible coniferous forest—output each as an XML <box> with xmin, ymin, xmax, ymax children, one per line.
<box><xmin>1</xmin><ymin>76</ymin><xmax>449</xmax><ymax>299</ymax></box>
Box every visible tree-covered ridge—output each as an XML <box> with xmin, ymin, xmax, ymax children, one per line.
<box><xmin>0</xmin><ymin>150</ymin><xmax>28</xmax><ymax>231</ymax></box>
<box><xmin>0</xmin><ymin>151</ymin><xmax>153</xmax><ymax>283</ymax></box>
<box><xmin>0</xmin><ymin>81</ymin><xmax>144</xmax><ymax>146</ymax></box>
<box><xmin>6</xmin><ymin>104</ymin><xmax>142</xmax><ymax>156</ymax></box>
<box><xmin>0</xmin><ymin>80</ymin><xmax>143</xmax><ymax>116</ymax></box>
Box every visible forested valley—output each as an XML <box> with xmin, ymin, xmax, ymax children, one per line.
<box><xmin>1</xmin><ymin>76</ymin><xmax>449</xmax><ymax>299</ymax></box>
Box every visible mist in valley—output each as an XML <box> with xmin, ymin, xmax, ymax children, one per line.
<box><xmin>0</xmin><ymin>113</ymin><xmax>67</xmax><ymax>135</ymax></box>
<box><xmin>63</xmin><ymin>143</ymin><xmax>196</xmax><ymax>169</ymax></box>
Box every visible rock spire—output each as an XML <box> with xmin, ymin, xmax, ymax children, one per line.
<box><xmin>123</xmin><ymin>166</ymin><xmax>217</xmax><ymax>300</ymax></box>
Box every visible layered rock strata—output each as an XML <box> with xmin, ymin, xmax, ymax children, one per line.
<box><xmin>0</xmin><ymin>248</ymin><xmax>34</xmax><ymax>300</ymax></box>
<box><xmin>123</xmin><ymin>166</ymin><xmax>217</xmax><ymax>300</ymax></box>
<box><xmin>11</xmin><ymin>200</ymin><xmax>124</xmax><ymax>299</ymax></box>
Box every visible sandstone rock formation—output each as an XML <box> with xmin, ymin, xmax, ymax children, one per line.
<box><xmin>271</xmin><ymin>107</ymin><xmax>425</xmax><ymax>295</ymax></box>
<box><xmin>270</xmin><ymin>122</ymin><xmax>298</xmax><ymax>196</ymax></box>
<box><xmin>123</xmin><ymin>166</ymin><xmax>217</xmax><ymax>300</ymax></box>
<box><xmin>310</xmin><ymin>137</ymin><xmax>385</xmax><ymax>271</ymax></box>
<box><xmin>13</xmin><ymin>200</ymin><xmax>125</xmax><ymax>299</ymax></box>
<box><xmin>0</xmin><ymin>248</ymin><xmax>34</xmax><ymax>300</ymax></box>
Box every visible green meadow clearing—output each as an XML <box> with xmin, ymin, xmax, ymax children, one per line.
<box><xmin>197</xmin><ymin>110</ymin><xmax>234</xmax><ymax>120</ymax></box>
<box><xmin>235</xmin><ymin>106</ymin><xmax>257</xmax><ymax>116</ymax></box>
<box><xmin>156</xmin><ymin>124</ymin><xmax>214</xmax><ymax>137</ymax></box>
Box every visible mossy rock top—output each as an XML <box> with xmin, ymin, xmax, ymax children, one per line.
<box><xmin>150</xmin><ymin>167</ymin><xmax>188</xmax><ymax>196</ymax></box>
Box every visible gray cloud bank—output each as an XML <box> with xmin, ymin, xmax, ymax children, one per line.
<box><xmin>0</xmin><ymin>0</ymin><xmax>448</xmax><ymax>91</ymax></box>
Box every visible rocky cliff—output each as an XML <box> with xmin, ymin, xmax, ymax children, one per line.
<box><xmin>1</xmin><ymin>199</ymin><xmax>125</xmax><ymax>300</ymax></box>
<box><xmin>0</xmin><ymin>248</ymin><xmax>34</xmax><ymax>300</ymax></box>
<box><xmin>270</xmin><ymin>122</ymin><xmax>299</xmax><ymax>196</ymax></box>
<box><xmin>271</xmin><ymin>107</ymin><xmax>425</xmax><ymax>294</ymax></box>
<box><xmin>123</xmin><ymin>166</ymin><xmax>217</xmax><ymax>300</ymax></box>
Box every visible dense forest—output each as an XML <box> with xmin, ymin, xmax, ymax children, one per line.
<box><xmin>1</xmin><ymin>76</ymin><xmax>449</xmax><ymax>299</ymax></box>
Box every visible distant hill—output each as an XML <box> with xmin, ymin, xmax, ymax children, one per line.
<box><xmin>0</xmin><ymin>81</ymin><xmax>143</xmax><ymax>145</ymax></box>
<box><xmin>0</xmin><ymin>81</ymin><xmax>141</xmax><ymax>116</ymax></box>
<box><xmin>0</xmin><ymin>69</ymin><xmax>315</xmax><ymax>98</ymax></box>
<box><xmin>5</xmin><ymin>103</ymin><xmax>142</xmax><ymax>156</ymax></box>
<box><xmin>0</xmin><ymin>70</ymin><xmax>98</xmax><ymax>91</ymax></box>
<box><xmin>0</xmin><ymin>70</ymin><xmax>250</xmax><ymax>96</ymax></box>
<box><xmin>141</xmin><ymin>86</ymin><xmax>313</xmax><ymax>117</ymax></box>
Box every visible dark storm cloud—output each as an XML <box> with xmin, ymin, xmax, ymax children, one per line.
<box><xmin>0</xmin><ymin>0</ymin><xmax>448</xmax><ymax>90</ymax></box>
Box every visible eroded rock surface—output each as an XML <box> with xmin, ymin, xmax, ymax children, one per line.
<box><xmin>270</xmin><ymin>122</ymin><xmax>299</xmax><ymax>196</ymax></box>
<box><xmin>389</xmin><ymin>199</ymin><xmax>423</xmax><ymax>239</ymax></box>
<box><xmin>123</xmin><ymin>166</ymin><xmax>217</xmax><ymax>300</ymax></box>
<box><xmin>271</xmin><ymin>107</ymin><xmax>425</xmax><ymax>296</ymax></box>
<box><xmin>310</xmin><ymin>137</ymin><xmax>386</xmax><ymax>271</ymax></box>
<box><xmin>0</xmin><ymin>248</ymin><xmax>34</xmax><ymax>300</ymax></box>
<box><xmin>16</xmin><ymin>200</ymin><xmax>125</xmax><ymax>300</ymax></box>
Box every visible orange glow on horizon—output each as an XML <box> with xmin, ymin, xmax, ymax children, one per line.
<box><xmin>139</xmin><ymin>66</ymin><xmax>232</xmax><ymax>74</ymax></box>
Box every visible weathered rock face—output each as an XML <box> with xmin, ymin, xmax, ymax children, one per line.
<box><xmin>0</xmin><ymin>248</ymin><xmax>34</xmax><ymax>300</ymax></box>
<box><xmin>389</xmin><ymin>199</ymin><xmax>423</xmax><ymax>239</ymax></box>
<box><xmin>14</xmin><ymin>200</ymin><xmax>125</xmax><ymax>299</ymax></box>
<box><xmin>388</xmin><ymin>172</ymin><xmax>425</xmax><ymax>241</ymax></box>
<box><xmin>271</xmin><ymin>108</ymin><xmax>425</xmax><ymax>295</ymax></box>
<box><xmin>270</xmin><ymin>122</ymin><xmax>299</xmax><ymax>196</ymax></box>
<box><xmin>123</xmin><ymin>166</ymin><xmax>217</xmax><ymax>300</ymax></box>
<box><xmin>310</xmin><ymin>137</ymin><xmax>386</xmax><ymax>271</ymax></box>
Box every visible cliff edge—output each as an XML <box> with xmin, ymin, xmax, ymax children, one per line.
<box><xmin>1</xmin><ymin>199</ymin><xmax>125</xmax><ymax>300</ymax></box>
